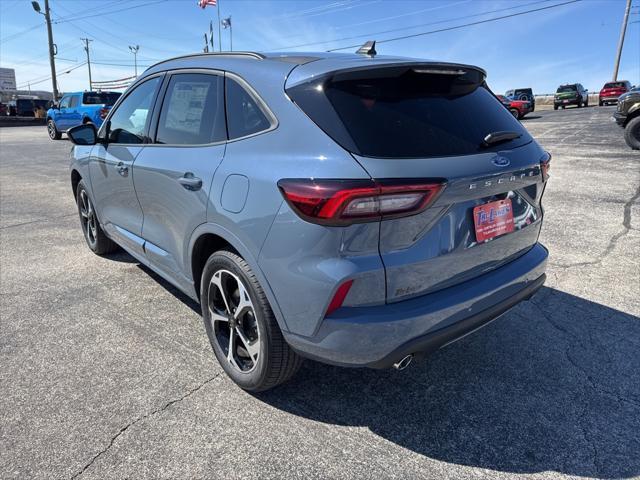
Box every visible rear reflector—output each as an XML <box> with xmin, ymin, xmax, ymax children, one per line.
<box><xmin>540</xmin><ymin>152</ymin><xmax>551</xmax><ymax>181</ymax></box>
<box><xmin>325</xmin><ymin>279</ymin><xmax>354</xmax><ymax>317</ymax></box>
<box><xmin>278</xmin><ymin>178</ymin><xmax>445</xmax><ymax>226</ymax></box>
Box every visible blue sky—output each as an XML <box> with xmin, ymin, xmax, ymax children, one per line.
<box><xmin>1</xmin><ymin>0</ymin><xmax>638</xmax><ymax>94</ymax></box>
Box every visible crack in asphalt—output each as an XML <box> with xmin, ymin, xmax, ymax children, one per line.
<box><xmin>0</xmin><ymin>213</ymin><xmax>76</xmax><ymax>229</ymax></box>
<box><xmin>525</xmin><ymin>295</ymin><xmax>640</xmax><ymax>474</ymax></box>
<box><xmin>551</xmin><ymin>183</ymin><xmax>640</xmax><ymax>271</ymax></box>
<box><xmin>520</xmin><ymin>302</ymin><xmax>600</xmax><ymax>473</ymax></box>
<box><xmin>69</xmin><ymin>373</ymin><xmax>222</xmax><ymax>479</ymax></box>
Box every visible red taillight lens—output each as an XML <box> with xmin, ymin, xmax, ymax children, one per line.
<box><xmin>540</xmin><ymin>152</ymin><xmax>551</xmax><ymax>181</ymax></box>
<box><xmin>325</xmin><ymin>279</ymin><xmax>354</xmax><ymax>317</ymax></box>
<box><xmin>99</xmin><ymin>108</ymin><xmax>109</xmax><ymax>119</ymax></box>
<box><xmin>278</xmin><ymin>178</ymin><xmax>445</xmax><ymax>225</ymax></box>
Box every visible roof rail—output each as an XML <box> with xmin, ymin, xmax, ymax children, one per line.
<box><xmin>145</xmin><ymin>51</ymin><xmax>265</xmax><ymax>72</ymax></box>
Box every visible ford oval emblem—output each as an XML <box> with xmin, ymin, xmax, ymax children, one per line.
<box><xmin>492</xmin><ymin>156</ymin><xmax>510</xmax><ymax>167</ymax></box>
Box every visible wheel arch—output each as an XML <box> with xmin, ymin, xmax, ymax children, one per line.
<box><xmin>625</xmin><ymin>106</ymin><xmax>640</xmax><ymax>126</ymax></box>
<box><xmin>188</xmin><ymin>224</ymin><xmax>289</xmax><ymax>332</ymax></box>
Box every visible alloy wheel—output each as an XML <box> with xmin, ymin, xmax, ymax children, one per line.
<box><xmin>208</xmin><ymin>269</ymin><xmax>261</xmax><ymax>373</ymax></box>
<box><xmin>79</xmin><ymin>189</ymin><xmax>98</xmax><ymax>247</ymax></box>
<box><xmin>47</xmin><ymin>120</ymin><xmax>56</xmax><ymax>139</ymax></box>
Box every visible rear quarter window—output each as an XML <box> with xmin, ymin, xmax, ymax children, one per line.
<box><xmin>225</xmin><ymin>77</ymin><xmax>272</xmax><ymax>140</ymax></box>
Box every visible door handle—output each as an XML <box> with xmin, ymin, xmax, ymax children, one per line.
<box><xmin>178</xmin><ymin>172</ymin><xmax>202</xmax><ymax>191</ymax></box>
<box><xmin>115</xmin><ymin>162</ymin><xmax>129</xmax><ymax>177</ymax></box>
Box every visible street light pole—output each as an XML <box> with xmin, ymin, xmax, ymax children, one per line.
<box><xmin>32</xmin><ymin>0</ymin><xmax>58</xmax><ymax>100</ymax></box>
<box><xmin>81</xmin><ymin>38</ymin><xmax>93</xmax><ymax>90</ymax></box>
<box><xmin>129</xmin><ymin>45</ymin><xmax>140</xmax><ymax>77</ymax></box>
<box><xmin>613</xmin><ymin>0</ymin><xmax>632</xmax><ymax>81</ymax></box>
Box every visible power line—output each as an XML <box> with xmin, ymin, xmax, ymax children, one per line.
<box><xmin>327</xmin><ymin>0</ymin><xmax>582</xmax><ymax>52</ymax></box>
<box><xmin>16</xmin><ymin>62</ymin><xmax>87</xmax><ymax>89</ymax></box>
<box><xmin>0</xmin><ymin>23</ymin><xmax>43</xmax><ymax>45</ymax></box>
<box><xmin>53</xmin><ymin>0</ymin><xmax>169</xmax><ymax>24</ymax></box>
<box><xmin>271</xmin><ymin>0</ymin><xmax>559</xmax><ymax>51</ymax></box>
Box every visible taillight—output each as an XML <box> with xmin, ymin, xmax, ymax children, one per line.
<box><xmin>277</xmin><ymin>178</ymin><xmax>446</xmax><ymax>226</ymax></box>
<box><xmin>99</xmin><ymin>108</ymin><xmax>109</xmax><ymax>119</ymax></box>
<box><xmin>540</xmin><ymin>152</ymin><xmax>551</xmax><ymax>181</ymax></box>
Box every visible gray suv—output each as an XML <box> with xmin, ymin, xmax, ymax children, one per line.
<box><xmin>67</xmin><ymin>51</ymin><xmax>549</xmax><ymax>391</ymax></box>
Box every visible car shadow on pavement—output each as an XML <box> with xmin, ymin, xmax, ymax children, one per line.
<box><xmin>258</xmin><ymin>286</ymin><xmax>640</xmax><ymax>479</ymax></box>
<box><xmin>521</xmin><ymin>115</ymin><xmax>542</xmax><ymax>120</ymax></box>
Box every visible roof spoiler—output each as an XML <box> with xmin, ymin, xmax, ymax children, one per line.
<box><xmin>356</xmin><ymin>41</ymin><xmax>376</xmax><ymax>57</ymax></box>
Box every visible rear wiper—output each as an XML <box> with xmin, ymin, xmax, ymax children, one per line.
<box><xmin>481</xmin><ymin>131</ymin><xmax>522</xmax><ymax>148</ymax></box>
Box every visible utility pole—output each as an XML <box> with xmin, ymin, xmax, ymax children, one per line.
<box><xmin>217</xmin><ymin>2</ymin><xmax>222</xmax><ymax>52</ymax></box>
<box><xmin>613</xmin><ymin>0</ymin><xmax>632</xmax><ymax>81</ymax></box>
<box><xmin>129</xmin><ymin>45</ymin><xmax>140</xmax><ymax>77</ymax></box>
<box><xmin>31</xmin><ymin>0</ymin><xmax>58</xmax><ymax>100</ymax></box>
<box><xmin>81</xmin><ymin>38</ymin><xmax>93</xmax><ymax>90</ymax></box>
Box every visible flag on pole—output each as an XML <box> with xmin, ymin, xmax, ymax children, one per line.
<box><xmin>198</xmin><ymin>0</ymin><xmax>217</xmax><ymax>8</ymax></box>
<box><xmin>221</xmin><ymin>17</ymin><xmax>231</xmax><ymax>28</ymax></box>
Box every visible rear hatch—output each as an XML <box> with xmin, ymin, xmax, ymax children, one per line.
<box><xmin>601</xmin><ymin>83</ymin><xmax>626</xmax><ymax>98</ymax></box>
<box><xmin>287</xmin><ymin>62</ymin><xmax>548</xmax><ymax>302</ymax></box>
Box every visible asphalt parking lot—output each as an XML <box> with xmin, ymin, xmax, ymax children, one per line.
<box><xmin>1</xmin><ymin>105</ymin><xmax>638</xmax><ymax>480</ymax></box>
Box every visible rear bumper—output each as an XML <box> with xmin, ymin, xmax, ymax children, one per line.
<box><xmin>554</xmin><ymin>99</ymin><xmax>580</xmax><ymax>106</ymax></box>
<box><xmin>284</xmin><ymin>243</ymin><xmax>548</xmax><ymax>367</ymax></box>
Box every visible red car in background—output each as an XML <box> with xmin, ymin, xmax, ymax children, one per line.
<box><xmin>599</xmin><ymin>80</ymin><xmax>632</xmax><ymax>106</ymax></box>
<box><xmin>497</xmin><ymin>95</ymin><xmax>533</xmax><ymax>120</ymax></box>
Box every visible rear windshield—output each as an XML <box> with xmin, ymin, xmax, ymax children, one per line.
<box><xmin>83</xmin><ymin>92</ymin><xmax>121</xmax><ymax>106</ymax></box>
<box><xmin>287</xmin><ymin>66</ymin><xmax>530</xmax><ymax>158</ymax></box>
<box><xmin>604</xmin><ymin>82</ymin><xmax>625</xmax><ymax>89</ymax></box>
<box><xmin>557</xmin><ymin>85</ymin><xmax>577</xmax><ymax>93</ymax></box>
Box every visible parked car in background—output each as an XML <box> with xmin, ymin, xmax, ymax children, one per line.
<box><xmin>599</xmin><ymin>80</ymin><xmax>632</xmax><ymax>106</ymax></box>
<box><xmin>497</xmin><ymin>94</ymin><xmax>533</xmax><ymax>119</ymax></box>
<box><xmin>613</xmin><ymin>87</ymin><xmax>640</xmax><ymax>149</ymax></box>
<box><xmin>505</xmin><ymin>88</ymin><xmax>535</xmax><ymax>111</ymax></box>
<box><xmin>67</xmin><ymin>51</ymin><xmax>549</xmax><ymax>391</ymax></box>
<box><xmin>46</xmin><ymin>91</ymin><xmax>121</xmax><ymax>140</ymax></box>
<box><xmin>554</xmin><ymin>83</ymin><xmax>588</xmax><ymax>109</ymax></box>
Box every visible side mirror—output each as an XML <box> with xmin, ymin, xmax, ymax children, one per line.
<box><xmin>67</xmin><ymin>123</ymin><xmax>97</xmax><ymax>146</ymax></box>
<box><xmin>52</xmin><ymin>103</ymin><xmax>59</xmax><ymax>110</ymax></box>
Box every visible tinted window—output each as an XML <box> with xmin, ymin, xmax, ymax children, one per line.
<box><xmin>557</xmin><ymin>85</ymin><xmax>577</xmax><ymax>93</ymax></box>
<box><xmin>226</xmin><ymin>78</ymin><xmax>271</xmax><ymax>139</ymax></box>
<box><xmin>69</xmin><ymin>96</ymin><xmax>79</xmax><ymax>108</ymax></box>
<box><xmin>83</xmin><ymin>92</ymin><xmax>121</xmax><ymax>106</ymax></box>
<box><xmin>108</xmin><ymin>77</ymin><xmax>161</xmax><ymax>144</ymax></box>
<box><xmin>288</xmin><ymin>66</ymin><xmax>530</xmax><ymax>158</ymax></box>
<box><xmin>156</xmin><ymin>73</ymin><xmax>225</xmax><ymax>145</ymax></box>
<box><xmin>59</xmin><ymin>96</ymin><xmax>71</xmax><ymax>109</ymax></box>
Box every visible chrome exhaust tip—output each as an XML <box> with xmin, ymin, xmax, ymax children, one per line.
<box><xmin>393</xmin><ymin>354</ymin><xmax>413</xmax><ymax>371</ymax></box>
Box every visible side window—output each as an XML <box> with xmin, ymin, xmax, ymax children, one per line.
<box><xmin>59</xmin><ymin>96</ymin><xmax>71</xmax><ymax>109</ymax></box>
<box><xmin>156</xmin><ymin>73</ymin><xmax>225</xmax><ymax>145</ymax></box>
<box><xmin>108</xmin><ymin>76</ymin><xmax>161</xmax><ymax>144</ymax></box>
<box><xmin>226</xmin><ymin>77</ymin><xmax>272</xmax><ymax>140</ymax></box>
<box><xmin>69</xmin><ymin>96</ymin><xmax>79</xmax><ymax>108</ymax></box>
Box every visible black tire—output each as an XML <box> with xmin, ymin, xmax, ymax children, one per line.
<box><xmin>561</xmin><ymin>105</ymin><xmax>566</xmax><ymax>109</ymax></box>
<box><xmin>577</xmin><ymin>99</ymin><xmax>582</xmax><ymax>108</ymax></box>
<box><xmin>509</xmin><ymin>108</ymin><xmax>520</xmax><ymax>119</ymax></box>
<box><xmin>201</xmin><ymin>250</ymin><xmax>302</xmax><ymax>391</ymax></box>
<box><xmin>584</xmin><ymin>99</ymin><xmax>589</xmax><ymax>107</ymax></box>
<box><xmin>76</xmin><ymin>180</ymin><xmax>118</xmax><ymax>255</ymax></box>
<box><xmin>553</xmin><ymin>105</ymin><xmax>558</xmax><ymax>110</ymax></box>
<box><xmin>599</xmin><ymin>100</ymin><xmax>603</xmax><ymax>107</ymax></box>
<box><xmin>624</xmin><ymin>116</ymin><xmax>640</xmax><ymax>150</ymax></box>
<box><xmin>47</xmin><ymin>119</ymin><xmax>61</xmax><ymax>140</ymax></box>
